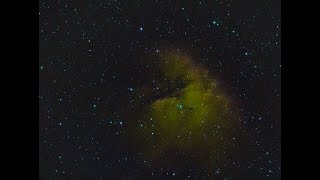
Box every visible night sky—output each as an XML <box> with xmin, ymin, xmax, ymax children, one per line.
<box><xmin>39</xmin><ymin>0</ymin><xmax>281</xmax><ymax>179</ymax></box>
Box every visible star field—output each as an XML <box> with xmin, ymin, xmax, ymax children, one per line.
<box><xmin>39</xmin><ymin>0</ymin><xmax>281</xmax><ymax>179</ymax></box>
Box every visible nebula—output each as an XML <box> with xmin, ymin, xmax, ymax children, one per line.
<box><xmin>131</xmin><ymin>49</ymin><xmax>242</xmax><ymax>168</ymax></box>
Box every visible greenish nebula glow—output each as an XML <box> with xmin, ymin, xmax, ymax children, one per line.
<box><xmin>134</xmin><ymin>49</ymin><xmax>241</xmax><ymax>168</ymax></box>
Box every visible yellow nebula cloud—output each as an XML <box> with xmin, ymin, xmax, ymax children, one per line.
<box><xmin>137</xmin><ymin>49</ymin><xmax>240</xmax><ymax>168</ymax></box>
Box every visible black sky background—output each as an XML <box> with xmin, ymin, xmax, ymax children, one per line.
<box><xmin>39</xmin><ymin>0</ymin><xmax>281</xmax><ymax>179</ymax></box>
